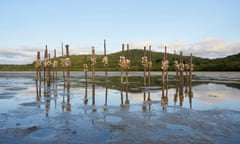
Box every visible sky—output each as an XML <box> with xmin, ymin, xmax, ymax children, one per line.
<box><xmin>0</xmin><ymin>0</ymin><xmax>239</xmax><ymax>64</ymax></box>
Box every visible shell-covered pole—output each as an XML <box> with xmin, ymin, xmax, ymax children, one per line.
<box><xmin>161</xmin><ymin>46</ymin><xmax>169</xmax><ymax>71</ymax></box>
<box><xmin>83</xmin><ymin>55</ymin><xmax>88</xmax><ymax>73</ymax></box>
<box><xmin>102</xmin><ymin>39</ymin><xmax>108</xmax><ymax>67</ymax></box>
<box><xmin>142</xmin><ymin>46</ymin><xmax>147</xmax><ymax>85</ymax></box>
<box><xmin>148</xmin><ymin>45</ymin><xmax>152</xmax><ymax>70</ymax></box>
<box><xmin>53</xmin><ymin>49</ymin><xmax>58</xmax><ymax>69</ymax></box>
<box><xmin>179</xmin><ymin>51</ymin><xmax>184</xmax><ymax>90</ymax></box>
<box><xmin>119</xmin><ymin>44</ymin><xmax>125</xmax><ymax>83</ymax></box>
<box><xmin>161</xmin><ymin>46</ymin><xmax>169</xmax><ymax>84</ymax></box>
<box><xmin>126</xmin><ymin>44</ymin><xmax>130</xmax><ymax>83</ymax></box>
<box><xmin>44</xmin><ymin>45</ymin><xmax>50</xmax><ymax>68</ymax></box>
<box><xmin>35</xmin><ymin>51</ymin><xmax>41</xmax><ymax>69</ymax></box>
<box><xmin>65</xmin><ymin>45</ymin><xmax>71</xmax><ymax>68</ymax></box>
<box><xmin>147</xmin><ymin>45</ymin><xmax>152</xmax><ymax>101</ymax></box>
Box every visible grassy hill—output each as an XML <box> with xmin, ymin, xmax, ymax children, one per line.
<box><xmin>0</xmin><ymin>49</ymin><xmax>239</xmax><ymax>71</ymax></box>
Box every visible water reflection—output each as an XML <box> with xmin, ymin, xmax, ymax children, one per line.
<box><xmin>64</xmin><ymin>71</ymin><xmax>71</xmax><ymax>112</ymax></box>
<box><xmin>120</xmin><ymin>83</ymin><xmax>130</xmax><ymax>109</ymax></box>
<box><xmin>161</xmin><ymin>83</ymin><xmax>168</xmax><ymax>111</ymax></box>
<box><xmin>35</xmin><ymin>57</ymin><xmax>198</xmax><ymax>116</ymax></box>
<box><xmin>35</xmin><ymin>74</ymin><xmax>196</xmax><ymax>116</ymax></box>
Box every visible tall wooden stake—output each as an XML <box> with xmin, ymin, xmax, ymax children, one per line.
<box><xmin>143</xmin><ymin>46</ymin><xmax>147</xmax><ymax>86</ymax></box>
<box><xmin>147</xmin><ymin>45</ymin><xmax>152</xmax><ymax>101</ymax></box>
<box><xmin>120</xmin><ymin>44</ymin><xmax>124</xmax><ymax>83</ymax></box>
<box><xmin>103</xmin><ymin>40</ymin><xmax>108</xmax><ymax>110</ymax></box>
<box><xmin>84</xmin><ymin>55</ymin><xmax>88</xmax><ymax>105</ymax></box>
<box><xmin>91</xmin><ymin>46</ymin><xmax>96</xmax><ymax>108</ymax></box>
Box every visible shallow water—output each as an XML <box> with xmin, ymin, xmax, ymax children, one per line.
<box><xmin>0</xmin><ymin>71</ymin><xmax>240</xmax><ymax>144</ymax></box>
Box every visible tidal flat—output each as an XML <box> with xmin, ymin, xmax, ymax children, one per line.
<box><xmin>0</xmin><ymin>71</ymin><xmax>240</xmax><ymax>144</ymax></box>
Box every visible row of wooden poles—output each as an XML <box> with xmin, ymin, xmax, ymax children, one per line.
<box><xmin>35</xmin><ymin>40</ymin><xmax>194</xmax><ymax>113</ymax></box>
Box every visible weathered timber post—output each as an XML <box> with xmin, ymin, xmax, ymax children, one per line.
<box><xmin>165</xmin><ymin>46</ymin><xmax>168</xmax><ymax>83</ymax></box>
<box><xmin>141</xmin><ymin>46</ymin><xmax>147</xmax><ymax>101</ymax></box>
<box><xmin>43</xmin><ymin>45</ymin><xmax>48</xmax><ymax>83</ymax></box>
<box><xmin>102</xmin><ymin>40</ymin><xmax>108</xmax><ymax>111</ymax></box>
<box><xmin>52</xmin><ymin>49</ymin><xmax>58</xmax><ymax>80</ymax></box>
<box><xmin>35</xmin><ymin>51</ymin><xmax>41</xmax><ymax>81</ymax></box>
<box><xmin>179</xmin><ymin>51</ymin><xmax>184</xmax><ymax>106</ymax></box>
<box><xmin>83</xmin><ymin>55</ymin><xmax>88</xmax><ymax>105</ymax></box>
<box><xmin>91</xmin><ymin>46</ymin><xmax>96</xmax><ymax>111</ymax></box>
<box><xmin>189</xmin><ymin>53</ymin><xmax>194</xmax><ymax>109</ymax></box>
<box><xmin>35</xmin><ymin>51</ymin><xmax>42</xmax><ymax>100</ymax></box>
<box><xmin>61</xmin><ymin>43</ymin><xmax>65</xmax><ymax>80</ymax></box>
<box><xmin>142</xmin><ymin>46</ymin><xmax>147</xmax><ymax>86</ymax></box>
<box><xmin>126</xmin><ymin>44</ymin><xmax>129</xmax><ymax>84</ymax></box>
<box><xmin>120</xmin><ymin>44</ymin><xmax>125</xmax><ymax>83</ymax></box>
<box><xmin>174</xmin><ymin>50</ymin><xmax>179</xmax><ymax>82</ymax></box>
<box><xmin>147</xmin><ymin>45</ymin><xmax>152</xmax><ymax>101</ymax></box>
<box><xmin>125</xmin><ymin>44</ymin><xmax>130</xmax><ymax>105</ymax></box>
<box><xmin>65</xmin><ymin>44</ymin><xmax>71</xmax><ymax>112</ymax></box>
<box><xmin>161</xmin><ymin>46</ymin><xmax>169</xmax><ymax>85</ymax></box>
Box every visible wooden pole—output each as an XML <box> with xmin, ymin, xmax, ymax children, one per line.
<box><xmin>126</xmin><ymin>44</ymin><xmax>129</xmax><ymax>83</ymax></box>
<box><xmin>147</xmin><ymin>45</ymin><xmax>152</xmax><ymax>101</ymax></box>
<box><xmin>84</xmin><ymin>55</ymin><xmax>88</xmax><ymax>105</ymax></box>
<box><xmin>143</xmin><ymin>46</ymin><xmax>147</xmax><ymax>86</ymax></box>
<box><xmin>35</xmin><ymin>51</ymin><xmax>41</xmax><ymax>100</ymax></box>
<box><xmin>174</xmin><ymin>50</ymin><xmax>179</xmax><ymax>82</ymax></box>
<box><xmin>179</xmin><ymin>51</ymin><xmax>184</xmax><ymax>106</ymax></box>
<box><xmin>65</xmin><ymin>44</ymin><xmax>71</xmax><ymax>111</ymax></box>
<box><xmin>104</xmin><ymin>40</ymin><xmax>108</xmax><ymax>109</ymax></box>
<box><xmin>44</xmin><ymin>45</ymin><xmax>48</xmax><ymax>83</ymax></box>
<box><xmin>120</xmin><ymin>43</ymin><xmax>124</xmax><ymax>83</ymax></box>
<box><xmin>61</xmin><ymin>43</ymin><xmax>65</xmax><ymax>79</ymax></box>
<box><xmin>165</xmin><ymin>46</ymin><xmax>168</xmax><ymax>83</ymax></box>
<box><xmin>91</xmin><ymin>46</ymin><xmax>96</xmax><ymax>107</ymax></box>
<box><xmin>180</xmin><ymin>51</ymin><xmax>184</xmax><ymax>89</ymax></box>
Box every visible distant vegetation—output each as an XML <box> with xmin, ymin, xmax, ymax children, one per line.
<box><xmin>0</xmin><ymin>49</ymin><xmax>239</xmax><ymax>71</ymax></box>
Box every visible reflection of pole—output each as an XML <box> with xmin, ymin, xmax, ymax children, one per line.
<box><xmin>125</xmin><ymin>82</ymin><xmax>129</xmax><ymax>105</ymax></box>
<box><xmin>174</xmin><ymin>77</ymin><xmax>179</xmax><ymax>105</ymax></box>
<box><xmin>120</xmin><ymin>85</ymin><xmax>123</xmax><ymax>107</ymax></box>
<box><xmin>161</xmin><ymin>82</ymin><xmax>168</xmax><ymax>111</ymax></box>
<box><xmin>189</xmin><ymin>53</ymin><xmax>193</xmax><ymax>109</ymax></box>
<box><xmin>185</xmin><ymin>67</ymin><xmax>188</xmax><ymax>96</ymax></box>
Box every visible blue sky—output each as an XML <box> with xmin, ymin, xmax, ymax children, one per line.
<box><xmin>0</xmin><ymin>0</ymin><xmax>240</xmax><ymax>64</ymax></box>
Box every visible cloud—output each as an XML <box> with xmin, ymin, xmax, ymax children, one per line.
<box><xmin>0</xmin><ymin>46</ymin><xmax>40</xmax><ymax>64</ymax></box>
<box><xmin>166</xmin><ymin>38</ymin><xmax>240</xmax><ymax>58</ymax></box>
<box><xmin>0</xmin><ymin>45</ymin><xmax>93</xmax><ymax>64</ymax></box>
